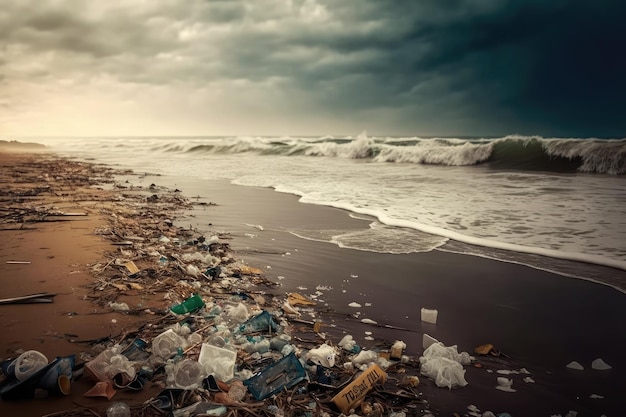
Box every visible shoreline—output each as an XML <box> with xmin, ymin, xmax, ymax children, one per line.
<box><xmin>1</xmin><ymin>150</ymin><xmax>624</xmax><ymax>416</ymax></box>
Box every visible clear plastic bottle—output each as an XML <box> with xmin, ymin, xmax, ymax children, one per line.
<box><xmin>106</xmin><ymin>402</ymin><xmax>131</xmax><ymax>417</ymax></box>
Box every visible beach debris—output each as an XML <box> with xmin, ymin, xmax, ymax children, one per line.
<box><xmin>306</xmin><ymin>343</ymin><xmax>337</xmax><ymax>368</ymax></box>
<box><xmin>5</xmin><ymin>261</ymin><xmax>30</xmax><ymax>264</ymax></box>
<box><xmin>331</xmin><ymin>363</ymin><xmax>387</xmax><ymax>413</ymax></box>
<box><xmin>243</xmin><ymin>352</ymin><xmax>306</xmax><ymax>400</ymax></box>
<box><xmin>495</xmin><ymin>377</ymin><xmax>516</xmax><ymax>392</ymax></box>
<box><xmin>106</xmin><ymin>402</ymin><xmax>130</xmax><ymax>417</ymax></box>
<box><xmin>566</xmin><ymin>361</ymin><xmax>584</xmax><ymax>370</ymax></box>
<box><xmin>589</xmin><ymin>393</ymin><xmax>605</xmax><ymax>399</ymax></box>
<box><xmin>474</xmin><ymin>343</ymin><xmax>501</xmax><ymax>356</ymax></box>
<box><xmin>0</xmin><ymin>293</ymin><xmax>56</xmax><ymax>305</ymax></box>
<box><xmin>14</xmin><ymin>350</ymin><xmax>48</xmax><ymax>381</ymax></box>
<box><xmin>338</xmin><ymin>335</ymin><xmax>361</xmax><ymax>353</ymax></box>
<box><xmin>421</xmin><ymin>307</ymin><xmax>438</xmax><ymax>324</ymax></box>
<box><xmin>287</xmin><ymin>292</ymin><xmax>317</xmax><ymax>306</ymax></box>
<box><xmin>390</xmin><ymin>340</ymin><xmax>406</xmax><ymax>360</ymax></box>
<box><xmin>467</xmin><ymin>404</ymin><xmax>481</xmax><ymax>416</ymax></box>
<box><xmin>419</xmin><ymin>342</ymin><xmax>471</xmax><ymax>388</ymax></box>
<box><xmin>83</xmin><ymin>381</ymin><xmax>116</xmax><ymax>400</ymax></box>
<box><xmin>123</xmin><ymin>260</ymin><xmax>139</xmax><ymax>275</ymax></box>
<box><xmin>108</xmin><ymin>301</ymin><xmax>129</xmax><ymax>311</ymax></box>
<box><xmin>198</xmin><ymin>343</ymin><xmax>237</xmax><ymax>382</ymax></box>
<box><xmin>170</xmin><ymin>293</ymin><xmax>205</xmax><ymax>314</ymax></box>
<box><xmin>423</xmin><ymin>333</ymin><xmax>439</xmax><ymax>350</ymax></box>
<box><xmin>591</xmin><ymin>358</ymin><xmax>612</xmax><ymax>370</ymax></box>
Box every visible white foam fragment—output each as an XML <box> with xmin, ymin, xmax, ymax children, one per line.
<box><xmin>589</xmin><ymin>394</ymin><xmax>604</xmax><ymax>399</ymax></box>
<box><xmin>422</xmin><ymin>333</ymin><xmax>439</xmax><ymax>350</ymax></box>
<box><xmin>420</xmin><ymin>308</ymin><xmax>438</xmax><ymax>324</ymax></box>
<box><xmin>523</xmin><ymin>377</ymin><xmax>535</xmax><ymax>383</ymax></box>
<box><xmin>348</xmin><ymin>302</ymin><xmax>361</xmax><ymax>308</ymax></box>
<box><xmin>591</xmin><ymin>358</ymin><xmax>612</xmax><ymax>370</ymax></box>
<box><xmin>361</xmin><ymin>318</ymin><xmax>377</xmax><ymax>325</ymax></box>
<box><xmin>566</xmin><ymin>361</ymin><xmax>584</xmax><ymax>370</ymax></box>
<box><xmin>495</xmin><ymin>377</ymin><xmax>516</xmax><ymax>392</ymax></box>
<box><xmin>392</xmin><ymin>340</ymin><xmax>406</xmax><ymax>350</ymax></box>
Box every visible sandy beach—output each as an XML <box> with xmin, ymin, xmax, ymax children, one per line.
<box><xmin>1</xmin><ymin>149</ymin><xmax>624</xmax><ymax>417</ymax></box>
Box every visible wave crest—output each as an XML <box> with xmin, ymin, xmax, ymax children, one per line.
<box><xmin>128</xmin><ymin>134</ymin><xmax>626</xmax><ymax>175</ymax></box>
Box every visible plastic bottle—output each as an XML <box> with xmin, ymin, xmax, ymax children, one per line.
<box><xmin>106</xmin><ymin>402</ymin><xmax>131</xmax><ymax>417</ymax></box>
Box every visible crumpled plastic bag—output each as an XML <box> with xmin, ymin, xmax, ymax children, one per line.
<box><xmin>338</xmin><ymin>335</ymin><xmax>357</xmax><ymax>351</ymax></box>
<box><xmin>422</xmin><ymin>342</ymin><xmax>472</xmax><ymax>365</ymax></box>
<box><xmin>419</xmin><ymin>342</ymin><xmax>471</xmax><ymax>389</ymax></box>
<box><xmin>225</xmin><ymin>302</ymin><xmax>250</xmax><ymax>323</ymax></box>
<box><xmin>306</xmin><ymin>344</ymin><xmax>336</xmax><ymax>368</ymax></box>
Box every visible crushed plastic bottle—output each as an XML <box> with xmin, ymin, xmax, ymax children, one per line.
<box><xmin>227</xmin><ymin>379</ymin><xmax>247</xmax><ymax>402</ymax></box>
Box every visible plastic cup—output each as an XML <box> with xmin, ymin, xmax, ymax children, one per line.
<box><xmin>171</xmin><ymin>294</ymin><xmax>205</xmax><ymax>314</ymax></box>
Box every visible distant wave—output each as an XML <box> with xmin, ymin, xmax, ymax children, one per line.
<box><xmin>75</xmin><ymin>134</ymin><xmax>626</xmax><ymax>175</ymax></box>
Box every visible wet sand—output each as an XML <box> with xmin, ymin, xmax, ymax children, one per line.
<box><xmin>1</xmin><ymin>150</ymin><xmax>625</xmax><ymax>416</ymax></box>
<box><xmin>0</xmin><ymin>151</ymin><xmax>172</xmax><ymax>416</ymax></box>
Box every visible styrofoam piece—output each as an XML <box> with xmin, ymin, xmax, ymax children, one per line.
<box><xmin>591</xmin><ymin>358</ymin><xmax>612</xmax><ymax>370</ymax></box>
<box><xmin>566</xmin><ymin>361</ymin><xmax>584</xmax><ymax>370</ymax></box>
<box><xmin>422</xmin><ymin>333</ymin><xmax>439</xmax><ymax>350</ymax></box>
<box><xmin>421</xmin><ymin>308</ymin><xmax>438</xmax><ymax>324</ymax></box>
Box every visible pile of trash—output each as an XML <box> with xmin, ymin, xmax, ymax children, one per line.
<box><xmin>0</xmin><ymin>163</ymin><xmax>436</xmax><ymax>416</ymax></box>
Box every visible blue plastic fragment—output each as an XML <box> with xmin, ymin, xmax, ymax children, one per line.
<box><xmin>237</xmin><ymin>310</ymin><xmax>278</xmax><ymax>334</ymax></box>
<box><xmin>244</xmin><ymin>353</ymin><xmax>306</xmax><ymax>400</ymax></box>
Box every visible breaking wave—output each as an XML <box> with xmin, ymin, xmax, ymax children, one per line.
<box><xmin>150</xmin><ymin>134</ymin><xmax>625</xmax><ymax>175</ymax></box>
<box><xmin>37</xmin><ymin>133</ymin><xmax>626</xmax><ymax>175</ymax></box>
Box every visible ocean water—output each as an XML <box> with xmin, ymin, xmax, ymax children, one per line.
<box><xmin>29</xmin><ymin>134</ymin><xmax>626</xmax><ymax>291</ymax></box>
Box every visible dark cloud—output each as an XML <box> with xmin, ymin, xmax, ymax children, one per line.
<box><xmin>1</xmin><ymin>0</ymin><xmax>625</xmax><ymax>136</ymax></box>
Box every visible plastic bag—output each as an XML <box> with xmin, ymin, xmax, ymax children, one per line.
<box><xmin>419</xmin><ymin>342</ymin><xmax>470</xmax><ymax>389</ymax></box>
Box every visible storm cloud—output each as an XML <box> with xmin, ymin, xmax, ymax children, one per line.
<box><xmin>1</xmin><ymin>0</ymin><xmax>624</xmax><ymax>137</ymax></box>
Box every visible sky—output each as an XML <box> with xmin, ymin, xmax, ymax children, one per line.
<box><xmin>1</xmin><ymin>0</ymin><xmax>625</xmax><ymax>138</ymax></box>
